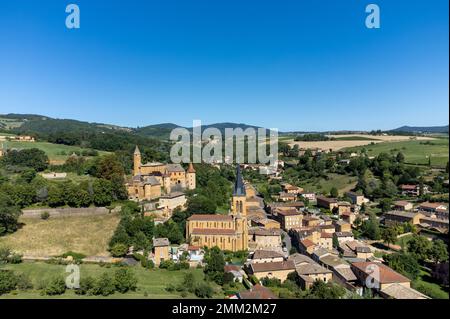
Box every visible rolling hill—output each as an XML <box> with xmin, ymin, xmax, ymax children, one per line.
<box><xmin>390</xmin><ymin>125</ymin><xmax>449</xmax><ymax>134</ymax></box>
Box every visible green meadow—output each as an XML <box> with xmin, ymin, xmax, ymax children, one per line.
<box><xmin>0</xmin><ymin>262</ymin><xmax>219</xmax><ymax>299</ymax></box>
<box><xmin>4</xmin><ymin>140</ymin><xmax>109</xmax><ymax>163</ymax></box>
<box><xmin>345</xmin><ymin>138</ymin><xmax>449</xmax><ymax>168</ymax></box>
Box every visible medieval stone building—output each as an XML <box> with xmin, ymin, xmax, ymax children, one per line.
<box><xmin>126</xmin><ymin>146</ymin><xmax>196</xmax><ymax>201</ymax></box>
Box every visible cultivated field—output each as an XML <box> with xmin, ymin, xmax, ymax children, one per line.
<box><xmin>287</xmin><ymin>134</ymin><xmax>436</xmax><ymax>151</ymax></box>
<box><xmin>0</xmin><ymin>263</ymin><xmax>215</xmax><ymax>299</ymax></box>
<box><xmin>0</xmin><ymin>214</ymin><xmax>120</xmax><ymax>257</ymax></box>
<box><xmin>4</xmin><ymin>140</ymin><xmax>109</xmax><ymax>164</ymax></box>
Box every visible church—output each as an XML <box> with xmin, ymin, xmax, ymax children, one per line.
<box><xmin>186</xmin><ymin>166</ymin><xmax>249</xmax><ymax>252</ymax></box>
<box><xmin>126</xmin><ymin>146</ymin><xmax>196</xmax><ymax>201</ymax></box>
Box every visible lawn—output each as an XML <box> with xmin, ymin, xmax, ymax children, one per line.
<box><xmin>300</xmin><ymin>173</ymin><xmax>357</xmax><ymax>196</ymax></box>
<box><xmin>412</xmin><ymin>268</ymin><xmax>449</xmax><ymax>299</ymax></box>
<box><xmin>395</xmin><ymin>234</ymin><xmax>415</xmax><ymax>249</ymax></box>
<box><xmin>0</xmin><ymin>262</ymin><xmax>216</xmax><ymax>299</ymax></box>
<box><xmin>5</xmin><ymin>140</ymin><xmax>109</xmax><ymax>164</ymax></box>
<box><xmin>345</xmin><ymin>138</ymin><xmax>449</xmax><ymax>168</ymax></box>
<box><xmin>0</xmin><ymin>214</ymin><xmax>120</xmax><ymax>257</ymax></box>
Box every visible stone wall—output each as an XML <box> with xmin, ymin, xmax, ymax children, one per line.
<box><xmin>21</xmin><ymin>206</ymin><xmax>121</xmax><ymax>218</ymax></box>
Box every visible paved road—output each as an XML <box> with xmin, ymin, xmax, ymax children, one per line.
<box><xmin>281</xmin><ymin>230</ymin><xmax>292</xmax><ymax>256</ymax></box>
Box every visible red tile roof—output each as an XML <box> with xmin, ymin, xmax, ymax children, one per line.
<box><xmin>300</xmin><ymin>239</ymin><xmax>316</xmax><ymax>248</ymax></box>
<box><xmin>351</xmin><ymin>262</ymin><xmax>410</xmax><ymax>284</ymax></box>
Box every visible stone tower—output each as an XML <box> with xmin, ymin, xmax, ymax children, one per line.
<box><xmin>232</xmin><ymin>165</ymin><xmax>247</xmax><ymax>216</ymax></box>
<box><xmin>186</xmin><ymin>163</ymin><xmax>196</xmax><ymax>190</ymax></box>
<box><xmin>133</xmin><ymin>145</ymin><xmax>141</xmax><ymax>176</ymax></box>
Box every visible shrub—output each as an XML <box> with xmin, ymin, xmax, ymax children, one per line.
<box><xmin>114</xmin><ymin>268</ymin><xmax>138</xmax><ymax>293</ymax></box>
<box><xmin>91</xmin><ymin>273</ymin><xmax>116</xmax><ymax>296</ymax></box>
<box><xmin>75</xmin><ymin>276</ymin><xmax>96</xmax><ymax>295</ymax></box>
<box><xmin>43</xmin><ymin>277</ymin><xmax>66</xmax><ymax>296</ymax></box>
<box><xmin>0</xmin><ymin>247</ymin><xmax>22</xmax><ymax>264</ymax></box>
<box><xmin>0</xmin><ymin>270</ymin><xmax>18</xmax><ymax>295</ymax></box>
<box><xmin>110</xmin><ymin>243</ymin><xmax>128</xmax><ymax>257</ymax></box>
<box><xmin>40</xmin><ymin>211</ymin><xmax>50</xmax><ymax>220</ymax></box>
<box><xmin>15</xmin><ymin>273</ymin><xmax>33</xmax><ymax>291</ymax></box>
<box><xmin>194</xmin><ymin>283</ymin><xmax>214</xmax><ymax>298</ymax></box>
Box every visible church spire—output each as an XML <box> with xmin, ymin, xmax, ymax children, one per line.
<box><xmin>233</xmin><ymin>165</ymin><xmax>246</xmax><ymax>196</ymax></box>
<box><xmin>134</xmin><ymin>145</ymin><xmax>141</xmax><ymax>155</ymax></box>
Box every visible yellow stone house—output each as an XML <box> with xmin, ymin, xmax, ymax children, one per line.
<box><xmin>186</xmin><ymin>166</ymin><xmax>249</xmax><ymax>252</ymax></box>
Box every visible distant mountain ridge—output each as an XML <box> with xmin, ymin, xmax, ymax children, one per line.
<box><xmin>390</xmin><ymin>125</ymin><xmax>449</xmax><ymax>133</ymax></box>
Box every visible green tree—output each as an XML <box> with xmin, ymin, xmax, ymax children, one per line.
<box><xmin>110</xmin><ymin>243</ymin><xmax>129</xmax><ymax>257</ymax></box>
<box><xmin>384</xmin><ymin>252</ymin><xmax>420</xmax><ymax>280</ymax></box>
<box><xmin>204</xmin><ymin>247</ymin><xmax>225</xmax><ymax>285</ymax></box>
<box><xmin>407</xmin><ymin>235</ymin><xmax>432</xmax><ymax>263</ymax></box>
<box><xmin>429</xmin><ymin>240</ymin><xmax>449</xmax><ymax>264</ymax></box>
<box><xmin>114</xmin><ymin>268</ymin><xmax>138</xmax><ymax>293</ymax></box>
<box><xmin>0</xmin><ymin>193</ymin><xmax>22</xmax><ymax>236</ymax></box>
<box><xmin>306</xmin><ymin>280</ymin><xmax>345</xmax><ymax>299</ymax></box>
<box><xmin>329</xmin><ymin>187</ymin><xmax>339</xmax><ymax>198</ymax></box>
<box><xmin>381</xmin><ymin>227</ymin><xmax>398</xmax><ymax>248</ymax></box>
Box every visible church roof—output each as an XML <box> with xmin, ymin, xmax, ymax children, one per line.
<box><xmin>233</xmin><ymin>165</ymin><xmax>246</xmax><ymax>196</ymax></box>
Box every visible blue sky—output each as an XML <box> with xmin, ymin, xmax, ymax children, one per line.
<box><xmin>0</xmin><ymin>0</ymin><xmax>448</xmax><ymax>131</ymax></box>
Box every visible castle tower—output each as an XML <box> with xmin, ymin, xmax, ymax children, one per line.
<box><xmin>232</xmin><ymin>165</ymin><xmax>247</xmax><ymax>216</ymax></box>
<box><xmin>133</xmin><ymin>145</ymin><xmax>142</xmax><ymax>176</ymax></box>
<box><xmin>186</xmin><ymin>163</ymin><xmax>196</xmax><ymax>190</ymax></box>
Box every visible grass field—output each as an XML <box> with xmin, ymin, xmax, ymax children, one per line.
<box><xmin>0</xmin><ymin>214</ymin><xmax>120</xmax><ymax>257</ymax></box>
<box><xmin>412</xmin><ymin>268</ymin><xmax>449</xmax><ymax>299</ymax></box>
<box><xmin>0</xmin><ymin>262</ymin><xmax>217</xmax><ymax>299</ymax></box>
<box><xmin>4</xmin><ymin>140</ymin><xmax>109</xmax><ymax>164</ymax></box>
<box><xmin>301</xmin><ymin>173</ymin><xmax>357</xmax><ymax>196</ymax></box>
<box><xmin>345</xmin><ymin>138</ymin><xmax>449</xmax><ymax>168</ymax></box>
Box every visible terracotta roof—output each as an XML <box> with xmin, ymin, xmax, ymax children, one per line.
<box><xmin>300</xmin><ymin>239</ymin><xmax>316</xmax><ymax>248</ymax></box>
<box><xmin>400</xmin><ymin>184</ymin><xmax>417</xmax><ymax>190</ymax></box>
<box><xmin>191</xmin><ymin>228</ymin><xmax>236</xmax><ymax>235</ymax></box>
<box><xmin>188</xmin><ymin>214</ymin><xmax>233</xmax><ymax>221</ymax></box>
<box><xmin>351</xmin><ymin>262</ymin><xmax>410</xmax><ymax>284</ymax></box>
<box><xmin>224</xmin><ymin>265</ymin><xmax>241</xmax><ymax>272</ymax></box>
<box><xmin>187</xmin><ymin>163</ymin><xmax>196</xmax><ymax>173</ymax></box>
<box><xmin>238</xmin><ymin>284</ymin><xmax>277</xmax><ymax>299</ymax></box>
<box><xmin>320</xmin><ymin>232</ymin><xmax>333</xmax><ymax>238</ymax></box>
<box><xmin>418</xmin><ymin>202</ymin><xmax>447</xmax><ymax>210</ymax></box>
<box><xmin>251</xmin><ymin>260</ymin><xmax>296</xmax><ymax>273</ymax></box>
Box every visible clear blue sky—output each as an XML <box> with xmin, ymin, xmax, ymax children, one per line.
<box><xmin>0</xmin><ymin>0</ymin><xmax>448</xmax><ymax>131</ymax></box>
